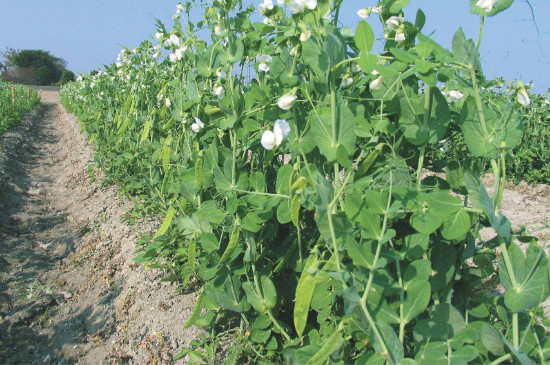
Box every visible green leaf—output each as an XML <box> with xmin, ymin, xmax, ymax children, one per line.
<box><xmin>358</xmin><ymin>53</ymin><xmax>378</xmax><ymax>74</ymax></box>
<box><xmin>446</xmin><ymin>160</ymin><xmax>467</xmax><ymax>194</ymax></box>
<box><xmin>403</xmin><ymin>280</ymin><xmax>431</xmax><ymax>323</ymax></box>
<box><xmin>426</xmin><ymin>191</ymin><xmax>463</xmax><ymax>216</ymax></box>
<box><xmin>450</xmin><ymin>345</ymin><xmax>479</xmax><ymax>365</ymax></box>
<box><xmin>481</xmin><ymin>323</ymin><xmax>505</xmax><ymax>356</ymax></box>
<box><xmin>430</xmin><ymin>243</ymin><xmax>457</xmax><ymax>291</ymax></box>
<box><xmin>441</xmin><ymin>209</ymin><xmax>471</xmax><ymax>240</ymax></box>
<box><xmin>154</xmin><ymin>206</ymin><xmax>175</xmax><ymax>238</ymax></box>
<box><xmin>302</xmin><ymin>38</ymin><xmax>329</xmax><ymax>79</ymax></box>
<box><xmin>242</xmin><ymin>281</ymin><xmax>264</xmax><ymax>312</ymax></box>
<box><xmin>372</xmin><ymin>321</ymin><xmax>404</xmax><ymax>365</ymax></box>
<box><xmin>410</xmin><ymin>209</ymin><xmax>442</xmax><ymax>235</ymax></box>
<box><xmin>461</xmin><ymin>97</ymin><xmax>524</xmax><ymax>159</ymax></box>
<box><xmin>356</xmin><ymin>21</ymin><xmax>374</xmax><ymax>53</ymax></box>
<box><xmin>389</xmin><ymin>0</ymin><xmax>411</xmax><ymax>13</ymax></box>
<box><xmin>403</xmin><ymin>259</ymin><xmax>431</xmax><ymax>289</ymax></box>
<box><xmin>402</xmin><ymin>233</ymin><xmax>429</xmax><ymax>259</ymax></box>
<box><xmin>310</xmin><ymin>101</ymin><xmax>357</xmax><ymax>163</ymax></box>
<box><xmin>276</xmin><ymin>164</ymin><xmax>293</xmax><ymax>194</ymax></box>
<box><xmin>294</xmin><ymin>254</ymin><xmax>318</xmax><ymax>338</ymax></box>
<box><xmin>499</xmin><ymin>243</ymin><xmax>550</xmax><ymax>312</ymax></box>
<box><xmin>251</xmin><ymin>329</ymin><xmax>271</xmax><ymax>343</ymax></box>
<box><xmin>261</xmin><ymin>275</ymin><xmax>277</xmax><ymax>309</ymax></box>
<box><xmin>306</xmin><ymin>331</ymin><xmax>344</xmax><ymax>365</ymax></box>
<box><xmin>415</xmin><ymin>341</ymin><xmax>447</xmax><ymax>365</ymax></box>
<box><xmin>276</xmin><ymin>199</ymin><xmax>292</xmax><ymax>224</ymax></box>
<box><xmin>465</xmin><ymin>171</ymin><xmax>512</xmax><ymax>238</ymax></box>
<box><xmin>398</xmin><ymin>87</ymin><xmax>450</xmax><ymax>146</ymax></box>
<box><xmin>452</xmin><ymin>27</ymin><xmax>481</xmax><ymax>72</ymax></box>
<box><xmin>414</xmin><ymin>304</ymin><xmax>467</xmax><ymax>343</ymax></box>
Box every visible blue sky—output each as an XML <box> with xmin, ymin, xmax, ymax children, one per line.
<box><xmin>1</xmin><ymin>0</ymin><xmax>548</xmax><ymax>93</ymax></box>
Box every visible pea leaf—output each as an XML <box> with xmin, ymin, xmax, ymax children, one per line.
<box><xmin>403</xmin><ymin>280</ymin><xmax>431</xmax><ymax>323</ymax></box>
<box><xmin>441</xmin><ymin>209</ymin><xmax>471</xmax><ymax>240</ymax></box>
<box><xmin>410</xmin><ymin>209</ymin><xmax>442</xmax><ymax>235</ymax></box>
<box><xmin>499</xmin><ymin>243</ymin><xmax>550</xmax><ymax>312</ymax></box>
<box><xmin>356</xmin><ymin>21</ymin><xmax>374</xmax><ymax>53</ymax></box>
<box><xmin>461</xmin><ymin>97</ymin><xmax>523</xmax><ymax>159</ymax></box>
<box><xmin>398</xmin><ymin>87</ymin><xmax>450</xmax><ymax>146</ymax></box>
<box><xmin>310</xmin><ymin>101</ymin><xmax>357</xmax><ymax>163</ymax></box>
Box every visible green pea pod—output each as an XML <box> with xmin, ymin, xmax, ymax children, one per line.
<box><xmin>154</xmin><ymin>206</ymin><xmax>175</xmax><ymax>238</ymax></box>
<box><xmin>357</xmin><ymin>148</ymin><xmax>379</xmax><ymax>177</ymax></box>
<box><xmin>118</xmin><ymin>117</ymin><xmax>131</xmax><ymax>134</ymax></box>
<box><xmin>218</xmin><ymin>221</ymin><xmax>240</xmax><ymax>267</ymax></box>
<box><xmin>161</xmin><ymin>135</ymin><xmax>172</xmax><ymax>175</ymax></box>
<box><xmin>140</xmin><ymin>119</ymin><xmax>152</xmax><ymax>143</ymax></box>
<box><xmin>195</xmin><ymin>152</ymin><xmax>204</xmax><ymax>188</ymax></box>
<box><xmin>306</xmin><ymin>330</ymin><xmax>344</xmax><ymax>365</ymax></box>
<box><xmin>291</xmin><ymin>177</ymin><xmax>308</xmax><ymax>192</ymax></box>
<box><xmin>183</xmin><ymin>289</ymin><xmax>205</xmax><ymax>329</ymax></box>
<box><xmin>188</xmin><ymin>240</ymin><xmax>196</xmax><ymax>271</ymax></box>
<box><xmin>294</xmin><ymin>254</ymin><xmax>318</xmax><ymax>337</ymax></box>
<box><xmin>291</xmin><ymin>194</ymin><xmax>301</xmax><ymax>228</ymax></box>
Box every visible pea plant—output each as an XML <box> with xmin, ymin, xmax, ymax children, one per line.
<box><xmin>0</xmin><ymin>81</ymin><xmax>39</xmax><ymax>136</ymax></box>
<box><xmin>61</xmin><ymin>0</ymin><xmax>550</xmax><ymax>363</ymax></box>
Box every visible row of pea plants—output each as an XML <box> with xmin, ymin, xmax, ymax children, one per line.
<box><xmin>60</xmin><ymin>0</ymin><xmax>550</xmax><ymax>364</ymax></box>
<box><xmin>0</xmin><ymin>81</ymin><xmax>40</xmax><ymax>136</ymax></box>
<box><xmin>429</xmin><ymin>79</ymin><xmax>550</xmax><ymax>186</ymax></box>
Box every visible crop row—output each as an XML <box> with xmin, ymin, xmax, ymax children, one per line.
<box><xmin>60</xmin><ymin>1</ymin><xmax>549</xmax><ymax>364</ymax></box>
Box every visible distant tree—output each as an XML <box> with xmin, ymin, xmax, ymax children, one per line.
<box><xmin>1</xmin><ymin>48</ymin><xmax>69</xmax><ymax>85</ymax></box>
<box><xmin>57</xmin><ymin>70</ymin><xmax>76</xmax><ymax>86</ymax></box>
<box><xmin>36</xmin><ymin>66</ymin><xmax>53</xmax><ymax>85</ymax></box>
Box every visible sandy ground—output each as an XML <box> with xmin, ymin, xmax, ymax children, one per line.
<box><xmin>0</xmin><ymin>91</ymin><xmax>548</xmax><ymax>363</ymax></box>
<box><xmin>0</xmin><ymin>91</ymin><xmax>201</xmax><ymax>364</ymax></box>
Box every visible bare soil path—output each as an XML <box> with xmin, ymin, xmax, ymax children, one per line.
<box><xmin>0</xmin><ymin>91</ymin><xmax>200</xmax><ymax>364</ymax></box>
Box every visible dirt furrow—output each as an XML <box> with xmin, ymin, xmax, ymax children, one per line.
<box><xmin>0</xmin><ymin>91</ymin><xmax>199</xmax><ymax>364</ymax></box>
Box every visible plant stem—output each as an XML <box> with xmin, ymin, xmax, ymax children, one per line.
<box><xmin>476</xmin><ymin>15</ymin><xmax>485</xmax><ymax>50</ymax></box>
<box><xmin>513</xmin><ymin>312</ymin><xmax>519</xmax><ymax>350</ymax></box>
<box><xmin>488</xmin><ymin>354</ymin><xmax>512</xmax><ymax>365</ymax></box>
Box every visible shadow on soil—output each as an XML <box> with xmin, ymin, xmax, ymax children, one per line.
<box><xmin>0</xmin><ymin>100</ymin><xmax>115</xmax><ymax>363</ymax></box>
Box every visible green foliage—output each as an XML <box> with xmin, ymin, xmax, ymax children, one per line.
<box><xmin>60</xmin><ymin>1</ymin><xmax>550</xmax><ymax>364</ymax></box>
<box><xmin>0</xmin><ymin>81</ymin><xmax>39</xmax><ymax>135</ymax></box>
<box><xmin>57</xmin><ymin>70</ymin><xmax>76</xmax><ymax>86</ymax></box>
<box><xmin>429</xmin><ymin>79</ymin><xmax>550</xmax><ymax>185</ymax></box>
<box><xmin>2</xmin><ymin>48</ymin><xmax>68</xmax><ymax>85</ymax></box>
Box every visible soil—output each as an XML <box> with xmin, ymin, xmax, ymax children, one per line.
<box><xmin>0</xmin><ymin>91</ymin><xmax>548</xmax><ymax>364</ymax></box>
<box><xmin>0</xmin><ymin>91</ymin><xmax>201</xmax><ymax>364</ymax></box>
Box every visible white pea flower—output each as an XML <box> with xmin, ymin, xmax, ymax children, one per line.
<box><xmin>259</xmin><ymin>0</ymin><xmax>274</xmax><ymax>13</ymax></box>
<box><xmin>386</xmin><ymin>16</ymin><xmax>405</xmax><ymax>30</ymax></box>
<box><xmin>395</xmin><ymin>28</ymin><xmax>406</xmax><ymax>43</ymax></box>
<box><xmin>277</xmin><ymin>0</ymin><xmax>285</xmax><ymax>5</ymax></box>
<box><xmin>155</xmin><ymin>32</ymin><xmax>163</xmax><ymax>40</ymax></box>
<box><xmin>370</xmin><ymin>76</ymin><xmax>384</xmax><ymax>90</ymax></box>
<box><xmin>176</xmin><ymin>4</ymin><xmax>184</xmax><ymax>12</ymax></box>
<box><xmin>476</xmin><ymin>0</ymin><xmax>499</xmax><ymax>12</ymax></box>
<box><xmin>191</xmin><ymin>117</ymin><xmax>205</xmax><ymax>133</ymax></box>
<box><xmin>163</xmin><ymin>39</ymin><xmax>172</xmax><ymax>47</ymax></box>
<box><xmin>170</xmin><ymin>34</ymin><xmax>180</xmax><ymax>46</ymax></box>
<box><xmin>257</xmin><ymin>54</ymin><xmax>273</xmax><ymax>72</ymax></box>
<box><xmin>442</xmin><ymin>90</ymin><xmax>464</xmax><ymax>103</ymax></box>
<box><xmin>517</xmin><ymin>87</ymin><xmax>530</xmax><ymax>106</ymax></box>
<box><xmin>341</xmin><ymin>76</ymin><xmax>353</xmax><ymax>88</ymax></box>
<box><xmin>278</xmin><ymin>92</ymin><xmax>297</xmax><ymax>110</ymax></box>
<box><xmin>213</xmin><ymin>85</ymin><xmax>225</xmax><ymax>99</ymax></box>
<box><xmin>116</xmin><ymin>62</ymin><xmax>122</xmax><ymax>68</ymax></box>
<box><xmin>169</xmin><ymin>53</ymin><xmax>177</xmax><ymax>63</ymax></box>
<box><xmin>166</xmin><ymin>98</ymin><xmax>171</xmax><ymax>107</ymax></box>
<box><xmin>261</xmin><ymin>119</ymin><xmax>291</xmax><ymax>150</ymax></box>
<box><xmin>215</xmin><ymin>25</ymin><xmax>223</xmax><ymax>35</ymax></box>
<box><xmin>372</xmin><ymin>6</ymin><xmax>382</xmax><ymax>14</ymax></box>
<box><xmin>288</xmin><ymin>0</ymin><xmax>317</xmax><ymax>14</ymax></box>
<box><xmin>263</xmin><ymin>17</ymin><xmax>275</xmax><ymax>26</ymax></box>
<box><xmin>357</xmin><ymin>8</ymin><xmax>371</xmax><ymax>19</ymax></box>
<box><xmin>153</xmin><ymin>52</ymin><xmax>160</xmax><ymax>59</ymax></box>
<box><xmin>300</xmin><ymin>29</ymin><xmax>312</xmax><ymax>42</ymax></box>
